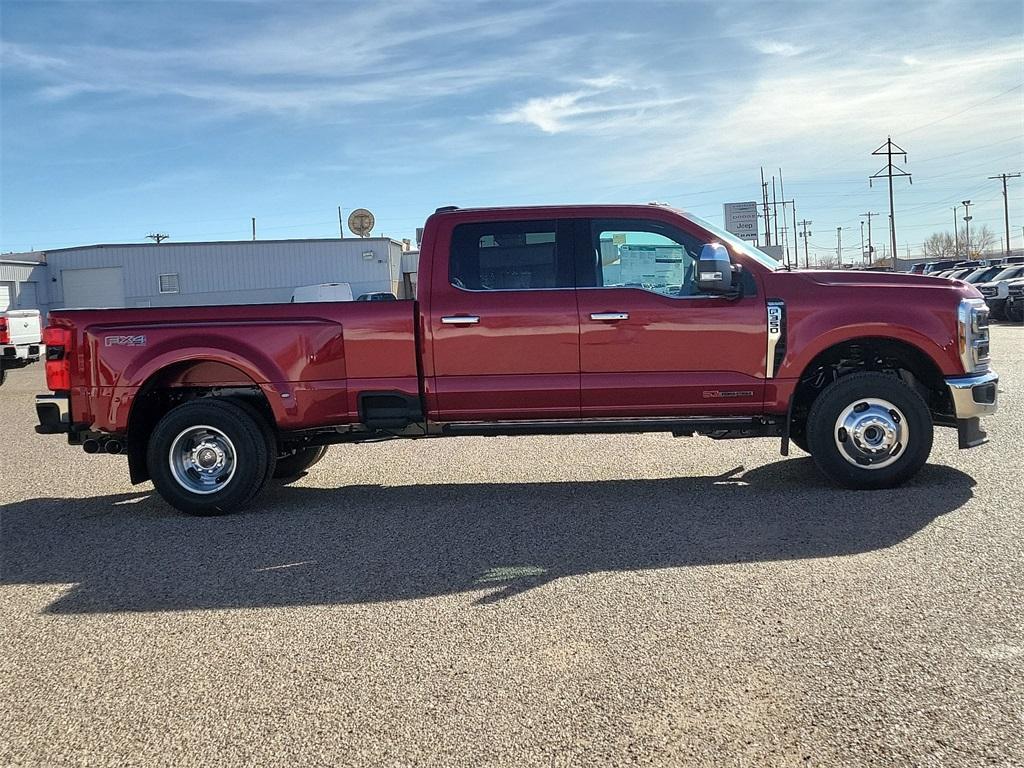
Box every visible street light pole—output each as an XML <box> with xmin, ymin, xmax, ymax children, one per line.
<box><xmin>837</xmin><ymin>227</ymin><xmax>843</xmax><ymax>268</ymax></box>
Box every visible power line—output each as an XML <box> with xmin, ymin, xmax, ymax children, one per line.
<box><xmin>870</xmin><ymin>137</ymin><xmax>912</xmax><ymax>271</ymax></box>
<box><xmin>798</xmin><ymin>219</ymin><xmax>812</xmax><ymax>268</ymax></box>
<box><xmin>861</xmin><ymin>211</ymin><xmax>878</xmax><ymax>264</ymax></box>
<box><xmin>901</xmin><ymin>82</ymin><xmax>1024</xmax><ymax>135</ymax></box>
<box><xmin>988</xmin><ymin>172</ymin><xmax>1021</xmax><ymax>256</ymax></box>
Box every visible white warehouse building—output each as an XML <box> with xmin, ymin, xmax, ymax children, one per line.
<box><xmin>0</xmin><ymin>237</ymin><xmax>418</xmax><ymax>315</ymax></box>
<box><xmin>0</xmin><ymin>258</ymin><xmax>48</xmax><ymax>313</ymax></box>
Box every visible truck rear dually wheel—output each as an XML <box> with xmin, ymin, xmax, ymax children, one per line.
<box><xmin>806</xmin><ymin>372</ymin><xmax>933</xmax><ymax>490</ymax></box>
<box><xmin>147</xmin><ymin>399</ymin><xmax>275</xmax><ymax>515</ymax></box>
<box><xmin>273</xmin><ymin>445</ymin><xmax>328</xmax><ymax>480</ymax></box>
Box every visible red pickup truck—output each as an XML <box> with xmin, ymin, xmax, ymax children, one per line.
<box><xmin>36</xmin><ymin>204</ymin><xmax>998</xmax><ymax>514</ymax></box>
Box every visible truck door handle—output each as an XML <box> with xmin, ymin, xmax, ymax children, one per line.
<box><xmin>590</xmin><ymin>312</ymin><xmax>629</xmax><ymax>321</ymax></box>
<box><xmin>441</xmin><ymin>315</ymin><xmax>480</xmax><ymax>325</ymax></box>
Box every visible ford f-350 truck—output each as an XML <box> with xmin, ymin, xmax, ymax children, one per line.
<box><xmin>35</xmin><ymin>204</ymin><xmax>998</xmax><ymax>514</ymax></box>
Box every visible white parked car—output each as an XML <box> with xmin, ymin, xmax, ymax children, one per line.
<box><xmin>290</xmin><ymin>283</ymin><xmax>354</xmax><ymax>303</ymax></box>
<box><xmin>0</xmin><ymin>309</ymin><xmax>43</xmax><ymax>386</ymax></box>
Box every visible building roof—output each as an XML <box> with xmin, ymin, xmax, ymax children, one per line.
<box><xmin>0</xmin><ymin>256</ymin><xmax>45</xmax><ymax>266</ymax></box>
<box><xmin>32</xmin><ymin>236</ymin><xmax>401</xmax><ymax>255</ymax></box>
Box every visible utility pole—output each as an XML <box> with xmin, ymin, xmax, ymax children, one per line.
<box><xmin>860</xmin><ymin>220</ymin><xmax>865</xmax><ymax>264</ymax></box>
<box><xmin>251</xmin><ymin>217</ymin><xmax>256</xmax><ymax>241</ymax></box>
<box><xmin>861</xmin><ymin>211</ymin><xmax>877</xmax><ymax>265</ymax></box>
<box><xmin>952</xmin><ymin>205</ymin><xmax>959</xmax><ymax>257</ymax></box>
<box><xmin>836</xmin><ymin>227</ymin><xmax>843</xmax><ymax>268</ymax></box>
<box><xmin>760</xmin><ymin>167</ymin><xmax>771</xmax><ymax>247</ymax></box>
<box><xmin>962</xmin><ymin>199</ymin><xmax>973</xmax><ymax>256</ymax></box>
<box><xmin>338</xmin><ymin>206</ymin><xmax>344</xmax><ymax>239</ymax></box>
<box><xmin>791</xmin><ymin>200</ymin><xmax>798</xmax><ymax>270</ymax></box>
<box><xmin>988</xmin><ymin>172</ymin><xmax>1020</xmax><ymax>257</ymax></box>
<box><xmin>798</xmin><ymin>219</ymin><xmax>812</xmax><ymax>268</ymax></box>
<box><xmin>870</xmin><ymin>136</ymin><xmax>912</xmax><ymax>271</ymax></box>
<box><xmin>772</xmin><ymin>175</ymin><xmax>780</xmax><ymax>248</ymax></box>
<box><xmin>146</xmin><ymin>233</ymin><xmax>169</xmax><ymax>244</ymax></box>
<box><xmin>775</xmin><ymin>198</ymin><xmax>796</xmax><ymax>268</ymax></box>
<box><xmin>778</xmin><ymin>169</ymin><xmax>791</xmax><ymax>268</ymax></box>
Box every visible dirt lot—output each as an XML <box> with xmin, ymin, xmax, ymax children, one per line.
<box><xmin>2</xmin><ymin>325</ymin><xmax>1022</xmax><ymax>767</ymax></box>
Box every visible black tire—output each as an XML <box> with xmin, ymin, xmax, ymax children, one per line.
<box><xmin>273</xmin><ymin>445</ymin><xmax>328</xmax><ymax>480</ymax></box>
<box><xmin>147</xmin><ymin>399</ymin><xmax>276</xmax><ymax>515</ymax></box>
<box><xmin>789</xmin><ymin>429</ymin><xmax>810</xmax><ymax>454</ymax></box>
<box><xmin>228</xmin><ymin>398</ymin><xmax>278</xmax><ymax>493</ymax></box>
<box><xmin>806</xmin><ymin>371</ymin><xmax>933</xmax><ymax>490</ymax></box>
<box><xmin>1006</xmin><ymin>299</ymin><xmax>1024</xmax><ymax>324</ymax></box>
<box><xmin>0</xmin><ymin>365</ymin><xmax>6</xmax><ymax>387</ymax></box>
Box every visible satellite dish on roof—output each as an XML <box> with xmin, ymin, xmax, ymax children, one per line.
<box><xmin>347</xmin><ymin>208</ymin><xmax>375</xmax><ymax>238</ymax></box>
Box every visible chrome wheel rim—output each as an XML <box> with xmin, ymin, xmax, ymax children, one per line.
<box><xmin>834</xmin><ymin>397</ymin><xmax>908</xmax><ymax>470</ymax></box>
<box><xmin>168</xmin><ymin>425</ymin><xmax>237</xmax><ymax>494</ymax></box>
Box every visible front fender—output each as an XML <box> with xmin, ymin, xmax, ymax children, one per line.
<box><xmin>777</xmin><ymin>304</ymin><xmax>961</xmax><ymax>381</ymax></box>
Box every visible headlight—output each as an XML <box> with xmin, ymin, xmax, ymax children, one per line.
<box><xmin>957</xmin><ymin>298</ymin><xmax>990</xmax><ymax>373</ymax></box>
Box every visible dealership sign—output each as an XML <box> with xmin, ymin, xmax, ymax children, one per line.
<box><xmin>723</xmin><ymin>202</ymin><xmax>759</xmax><ymax>242</ymax></box>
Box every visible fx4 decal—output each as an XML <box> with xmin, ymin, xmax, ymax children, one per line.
<box><xmin>105</xmin><ymin>335</ymin><xmax>147</xmax><ymax>347</ymax></box>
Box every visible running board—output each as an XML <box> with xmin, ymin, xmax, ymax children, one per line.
<box><xmin>441</xmin><ymin>416</ymin><xmax>780</xmax><ymax>438</ymax></box>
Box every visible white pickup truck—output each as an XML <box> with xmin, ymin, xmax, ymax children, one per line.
<box><xmin>0</xmin><ymin>309</ymin><xmax>43</xmax><ymax>386</ymax></box>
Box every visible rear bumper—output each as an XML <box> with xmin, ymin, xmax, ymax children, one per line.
<box><xmin>35</xmin><ymin>394</ymin><xmax>71</xmax><ymax>434</ymax></box>
<box><xmin>945</xmin><ymin>371</ymin><xmax>998</xmax><ymax>449</ymax></box>
<box><xmin>2</xmin><ymin>344</ymin><xmax>40</xmax><ymax>362</ymax></box>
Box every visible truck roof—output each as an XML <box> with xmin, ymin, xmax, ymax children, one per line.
<box><xmin>432</xmin><ymin>203</ymin><xmax>682</xmax><ymax>216</ymax></box>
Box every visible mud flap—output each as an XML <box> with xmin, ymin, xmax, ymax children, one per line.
<box><xmin>957</xmin><ymin>417</ymin><xmax>988</xmax><ymax>449</ymax></box>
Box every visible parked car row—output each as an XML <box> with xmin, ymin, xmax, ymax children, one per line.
<box><xmin>909</xmin><ymin>255</ymin><xmax>1024</xmax><ymax>276</ymax></box>
<box><xmin>905</xmin><ymin>262</ymin><xmax>1024</xmax><ymax>322</ymax></box>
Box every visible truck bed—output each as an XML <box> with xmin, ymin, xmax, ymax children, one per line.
<box><xmin>48</xmin><ymin>300</ymin><xmax>419</xmax><ymax>432</ymax></box>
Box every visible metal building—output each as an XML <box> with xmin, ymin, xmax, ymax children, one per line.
<box><xmin>1</xmin><ymin>237</ymin><xmax>419</xmax><ymax>312</ymax></box>
<box><xmin>0</xmin><ymin>257</ymin><xmax>48</xmax><ymax>313</ymax></box>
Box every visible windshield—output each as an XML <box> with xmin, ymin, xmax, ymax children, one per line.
<box><xmin>990</xmin><ymin>266</ymin><xmax>1024</xmax><ymax>282</ymax></box>
<box><xmin>965</xmin><ymin>267</ymin><xmax>1000</xmax><ymax>283</ymax></box>
<box><xmin>681</xmin><ymin>212</ymin><xmax>780</xmax><ymax>270</ymax></box>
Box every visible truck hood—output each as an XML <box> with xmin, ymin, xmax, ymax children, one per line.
<box><xmin>799</xmin><ymin>270</ymin><xmax>964</xmax><ymax>289</ymax></box>
<box><xmin>764</xmin><ymin>268</ymin><xmax>982</xmax><ymax>303</ymax></box>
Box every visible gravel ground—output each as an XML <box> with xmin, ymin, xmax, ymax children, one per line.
<box><xmin>2</xmin><ymin>324</ymin><xmax>1022</xmax><ymax>767</ymax></box>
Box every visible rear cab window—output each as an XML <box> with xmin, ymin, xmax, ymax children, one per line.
<box><xmin>449</xmin><ymin>220</ymin><xmax>574</xmax><ymax>291</ymax></box>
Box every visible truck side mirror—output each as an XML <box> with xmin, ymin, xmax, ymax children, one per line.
<box><xmin>696</xmin><ymin>243</ymin><xmax>733</xmax><ymax>294</ymax></box>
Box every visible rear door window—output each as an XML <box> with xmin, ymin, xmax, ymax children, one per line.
<box><xmin>449</xmin><ymin>220</ymin><xmax>574</xmax><ymax>290</ymax></box>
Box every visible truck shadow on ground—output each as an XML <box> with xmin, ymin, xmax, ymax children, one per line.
<box><xmin>2</xmin><ymin>458</ymin><xmax>974</xmax><ymax>614</ymax></box>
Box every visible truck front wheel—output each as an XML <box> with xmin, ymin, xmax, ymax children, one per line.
<box><xmin>147</xmin><ymin>399</ymin><xmax>276</xmax><ymax>515</ymax></box>
<box><xmin>806</xmin><ymin>372</ymin><xmax>933</xmax><ymax>490</ymax></box>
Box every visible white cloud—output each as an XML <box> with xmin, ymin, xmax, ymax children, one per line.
<box><xmin>1</xmin><ymin>3</ymin><xmax>575</xmax><ymax>116</ymax></box>
<box><xmin>495</xmin><ymin>92</ymin><xmax>588</xmax><ymax>134</ymax></box>
<box><xmin>752</xmin><ymin>40</ymin><xmax>808</xmax><ymax>57</ymax></box>
<box><xmin>493</xmin><ymin>71</ymin><xmax>691</xmax><ymax>136</ymax></box>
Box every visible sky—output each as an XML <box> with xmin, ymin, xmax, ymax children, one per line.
<box><xmin>1</xmin><ymin>0</ymin><xmax>1022</xmax><ymax>263</ymax></box>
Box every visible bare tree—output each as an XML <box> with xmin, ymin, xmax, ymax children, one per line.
<box><xmin>923</xmin><ymin>232</ymin><xmax>956</xmax><ymax>259</ymax></box>
<box><xmin>816</xmin><ymin>254</ymin><xmax>839</xmax><ymax>269</ymax></box>
<box><xmin>959</xmin><ymin>224</ymin><xmax>996</xmax><ymax>256</ymax></box>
